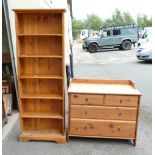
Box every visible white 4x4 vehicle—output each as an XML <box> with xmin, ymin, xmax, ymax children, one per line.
<box><xmin>137</xmin><ymin>30</ymin><xmax>152</xmax><ymax>47</ymax></box>
<box><xmin>80</xmin><ymin>29</ymin><xmax>93</xmax><ymax>40</ymax></box>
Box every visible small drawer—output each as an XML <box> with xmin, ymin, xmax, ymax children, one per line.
<box><xmin>70</xmin><ymin>118</ymin><xmax>136</xmax><ymax>138</ymax></box>
<box><xmin>70</xmin><ymin>105</ymin><xmax>137</xmax><ymax>121</ymax></box>
<box><xmin>70</xmin><ymin>94</ymin><xmax>104</xmax><ymax>105</ymax></box>
<box><xmin>105</xmin><ymin>95</ymin><xmax>139</xmax><ymax>107</ymax></box>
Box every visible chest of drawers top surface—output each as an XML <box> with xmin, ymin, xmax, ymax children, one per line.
<box><xmin>68</xmin><ymin>79</ymin><xmax>141</xmax><ymax>96</ymax></box>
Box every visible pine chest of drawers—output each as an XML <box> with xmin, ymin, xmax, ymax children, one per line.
<box><xmin>68</xmin><ymin>79</ymin><xmax>141</xmax><ymax>146</ymax></box>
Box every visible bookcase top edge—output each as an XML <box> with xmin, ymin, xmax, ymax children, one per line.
<box><xmin>13</xmin><ymin>9</ymin><xmax>66</xmax><ymax>13</ymax></box>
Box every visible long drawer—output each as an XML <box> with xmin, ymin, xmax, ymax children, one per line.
<box><xmin>70</xmin><ymin>118</ymin><xmax>136</xmax><ymax>138</ymax></box>
<box><xmin>70</xmin><ymin>105</ymin><xmax>137</xmax><ymax>121</ymax></box>
<box><xmin>105</xmin><ymin>95</ymin><xmax>139</xmax><ymax>107</ymax></box>
<box><xmin>70</xmin><ymin>94</ymin><xmax>104</xmax><ymax>105</ymax></box>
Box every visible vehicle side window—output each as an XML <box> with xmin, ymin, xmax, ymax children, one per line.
<box><xmin>82</xmin><ymin>31</ymin><xmax>86</xmax><ymax>35</ymax></box>
<box><xmin>102</xmin><ymin>30</ymin><xmax>111</xmax><ymax>37</ymax></box>
<box><xmin>142</xmin><ymin>32</ymin><xmax>148</xmax><ymax>39</ymax></box>
<box><xmin>113</xmin><ymin>29</ymin><xmax>121</xmax><ymax>35</ymax></box>
<box><xmin>107</xmin><ymin>30</ymin><xmax>111</xmax><ymax>36</ymax></box>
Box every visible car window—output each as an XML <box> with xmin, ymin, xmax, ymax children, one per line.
<box><xmin>142</xmin><ymin>32</ymin><xmax>148</xmax><ymax>39</ymax></box>
<box><xmin>82</xmin><ymin>31</ymin><xmax>86</xmax><ymax>36</ymax></box>
<box><xmin>107</xmin><ymin>30</ymin><xmax>111</xmax><ymax>36</ymax></box>
<box><xmin>102</xmin><ymin>30</ymin><xmax>111</xmax><ymax>37</ymax></box>
<box><xmin>113</xmin><ymin>29</ymin><xmax>121</xmax><ymax>35</ymax></box>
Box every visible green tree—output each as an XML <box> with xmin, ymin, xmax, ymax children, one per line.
<box><xmin>136</xmin><ymin>14</ymin><xmax>152</xmax><ymax>28</ymax></box>
<box><xmin>72</xmin><ymin>18</ymin><xmax>85</xmax><ymax>39</ymax></box>
<box><xmin>123</xmin><ymin>12</ymin><xmax>135</xmax><ymax>24</ymax></box>
<box><xmin>111</xmin><ymin>9</ymin><xmax>124</xmax><ymax>25</ymax></box>
<box><xmin>84</xmin><ymin>14</ymin><xmax>102</xmax><ymax>30</ymax></box>
<box><xmin>102</xmin><ymin>19</ymin><xmax>113</xmax><ymax>27</ymax></box>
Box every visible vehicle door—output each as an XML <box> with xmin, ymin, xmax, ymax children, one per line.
<box><xmin>111</xmin><ymin>29</ymin><xmax>122</xmax><ymax>44</ymax></box>
<box><xmin>98</xmin><ymin>30</ymin><xmax>113</xmax><ymax>46</ymax></box>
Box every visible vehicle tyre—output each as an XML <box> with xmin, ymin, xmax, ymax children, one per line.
<box><xmin>121</xmin><ymin>40</ymin><xmax>132</xmax><ymax>50</ymax></box>
<box><xmin>82</xmin><ymin>44</ymin><xmax>86</xmax><ymax>49</ymax></box>
<box><xmin>88</xmin><ymin>43</ymin><xmax>98</xmax><ymax>53</ymax></box>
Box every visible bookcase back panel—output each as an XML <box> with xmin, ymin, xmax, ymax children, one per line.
<box><xmin>19</xmin><ymin>36</ymin><xmax>62</xmax><ymax>56</ymax></box>
<box><xmin>19</xmin><ymin>58</ymin><xmax>62</xmax><ymax>76</ymax></box>
<box><xmin>20</xmin><ymin>79</ymin><xmax>62</xmax><ymax>95</ymax></box>
<box><xmin>22</xmin><ymin>118</ymin><xmax>62</xmax><ymax>131</ymax></box>
<box><xmin>21</xmin><ymin>99</ymin><xmax>62</xmax><ymax>113</ymax></box>
<box><xmin>17</xmin><ymin>13</ymin><xmax>62</xmax><ymax>34</ymax></box>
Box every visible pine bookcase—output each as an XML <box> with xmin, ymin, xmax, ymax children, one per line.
<box><xmin>14</xmin><ymin>9</ymin><xmax>66</xmax><ymax>143</ymax></box>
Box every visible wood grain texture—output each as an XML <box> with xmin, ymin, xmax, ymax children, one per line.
<box><xmin>14</xmin><ymin>10</ymin><xmax>66</xmax><ymax>143</ymax></box>
<box><xmin>70</xmin><ymin>105</ymin><xmax>137</xmax><ymax>121</ymax></box>
<box><xmin>68</xmin><ymin>78</ymin><xmax>141</xmax><ymax>145</ymax></box>
<box><xmin>19</xmin><ymin>58</ymin><xmax>62</xmax><ymax>76</ymax></box>
<box><xmin>105</xmin><ymin>95</ymin><xmax>139</xmax><ymax>107</ymax></box>
<box><xmin>19</xmin><ymin>129</ymin><xmax>66</xmax><ymax>143</ymax></box>
<box><xmin>70</xmin><ymin>118</ymin><xmax>136</xmax><ymax>138</ymax></box>
<box><xmin>71</xmin><ymin>94</ymin><xmax>104</xmax><ymax>105</ymax></box>
<box><xmin>68</xmin><ymin>79</ymin><xmax>141</xmax><ymax>95</ymax></box>
<box><xmin>18</xmin><ymin>36</ymin><xmax>62</xmax><ymax>56</ymax></box>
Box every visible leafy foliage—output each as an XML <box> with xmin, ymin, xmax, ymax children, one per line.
<box><xmin>136</xmin><ymin>14</ymin><xmax>152</xmax><ymax>28</ymax></box>
<box><xmin>84</xmin><ymin>14</ymin><xmax>103</xmax><ymax>30</ymax></box>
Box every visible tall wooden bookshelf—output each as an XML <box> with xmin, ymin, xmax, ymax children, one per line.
<box><xmin>14</xmin><ymin>9</ymin><xmax>66</xmax><ymax>143</ymax></box>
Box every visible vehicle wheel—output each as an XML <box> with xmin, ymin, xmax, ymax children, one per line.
<box><xmin>88</xmin><ymin>43</ymin><xmax>98</xmax><ymax>53</ymax></box>
<box><xmin>121</xmin><ymin>40</ymin><xmax>132</xmax><ymax>50</ymax></box>
<box><xmin>82</xmin><ymin>44</ymin><xmax>86</xmax><ymax>49</ymax></box>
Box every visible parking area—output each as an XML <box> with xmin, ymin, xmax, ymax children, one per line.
<box><xmin>73</xmin><ymin>43</ymin><xmax>138</xmax><ymax>64</ymax></box>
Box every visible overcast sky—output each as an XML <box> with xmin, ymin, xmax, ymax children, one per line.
<box><xmin>72</xmin><ymin>0</ymin><xmax>152</xmax><ymax>20</ymax></box>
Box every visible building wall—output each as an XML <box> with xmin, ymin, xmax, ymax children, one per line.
<box><xmin>2</xmin><ymin>8</ymin><xmax>10</xmax><ymax>53</ymax></box>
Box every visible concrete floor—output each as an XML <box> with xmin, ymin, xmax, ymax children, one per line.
<box><xmin>2</xmin><ymin>44</ymin><xmax>152</xmax><ymax>155</ymax></box>
<box><xmin>2</xmin><ymin>111</ymin><xmax>19</xmax><ymax>141</ymax></box>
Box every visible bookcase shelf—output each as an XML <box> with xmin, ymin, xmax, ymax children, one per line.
<box><xmin>21</xmin><ymin>112</ymin><xmax>63</xmax><ymax>119</ymax></box>
<box><xmin>18</xmin><ymin>34</ymin><xmax>63</xmax><ymax>37</ymax></box>
<box><xmin>20</xmin><ymin>93</ymin><xmax>63</xmax><ymax>100</ymax></box>
<box><xmin>14</xmin><ymin>9</ymin><xmax>66</xmax><ymax>143</ymax></box>
<box><xmin>18</xmin><ymin>55</ymin><xmax>63</xmax><ymax>58</ymax></box>
<box><xmin>19</xmin><ymin>75</ymin><xmax>63</xmax><ymax>79</ymax></box>
<box><xmin>18</xmin><ymin>58</ymin><xmax>63</xmax><ymax>77</ymax></box>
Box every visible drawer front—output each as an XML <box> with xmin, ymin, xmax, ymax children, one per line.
<box><xmin>70</xmin><ymin>118</ymin><xmax>136</xmax><ymax>138</ymax></box>
<box><xmin>70</xmin><ymin>105</ymin><xmax>137</xmax><ymax>121</ymax></box>
<box><xmin>105</xmin><ymin>95</ymin><xmax>139</xmax><ymax>107</ymax></box>
<box><xmin>70</xmin><ymin>94</ymin><xmax>104</xmax><ymax>105</ymax></box>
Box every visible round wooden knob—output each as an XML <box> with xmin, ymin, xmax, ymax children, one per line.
<box><xmin>118</xmin><ymin>112</ymin><xmax>122</xmax><ymax>116</ymax></box>
<box><xmin>120</xmin><ymin>99</ymin><xmax>123</xmax><ymax>103</ymax></box>
<box><xmin>109</xmin><ymin>123</ymin><xmax>114</xmax><ymax>128</ymax></box>
<box><xmin>73</xmin><ymin>95</ymin><xmax>78</xmax><ymax>98</ymax></box>
<box><xmin>85</xmin><ymin>98</ymin><xmax>88</xmax><ymax>102</ymax></box>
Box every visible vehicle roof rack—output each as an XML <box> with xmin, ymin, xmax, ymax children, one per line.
<box><xmin>101</xmin><ymin>24</ymin><xmax>137</xmax><ymax>30</ymax></box>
